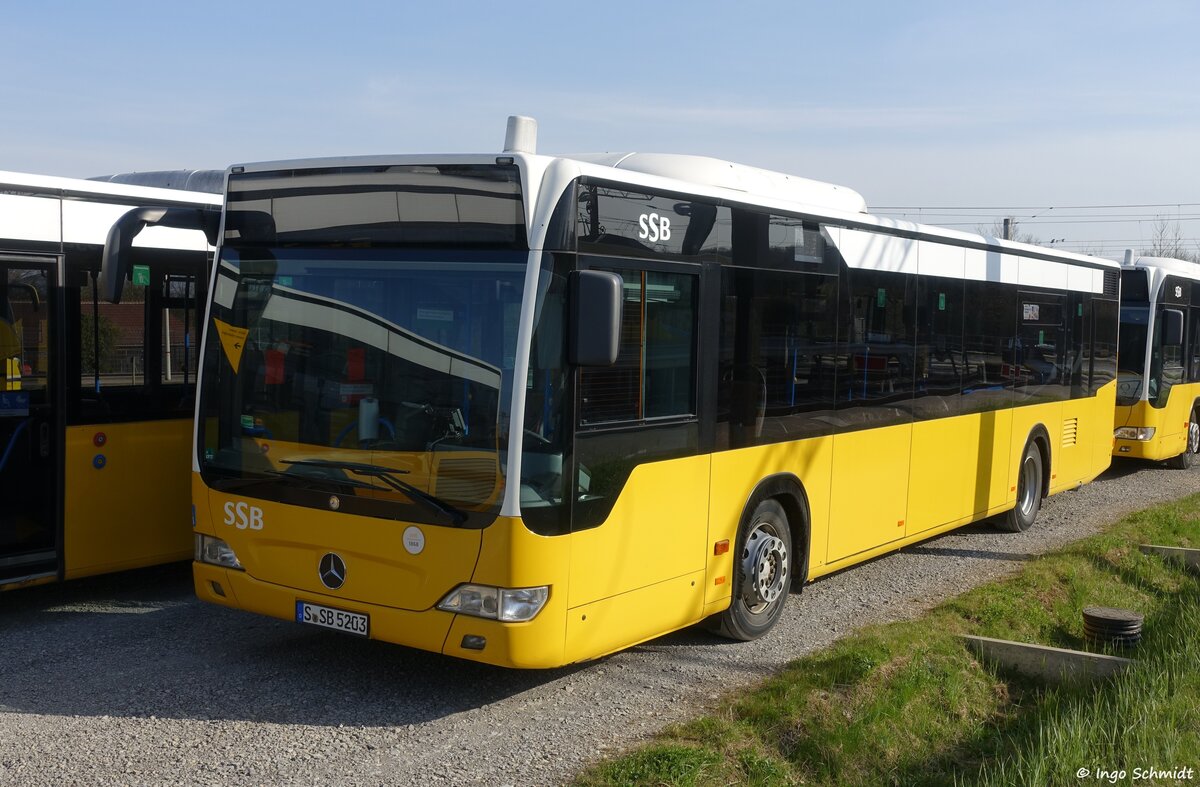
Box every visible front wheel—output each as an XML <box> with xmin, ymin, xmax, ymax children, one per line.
<box><xmin>709</xmin><ymin>499</ymin><xmax>793</xmax><ymax>641</ymax></box>
<box><xmin>1166</xmin><ymin>411</ymin><xmax>1199</xmax><ymax>469</ymax></box>
<box><xmin>996</xmin><ymin>443</ymin><xmax>1043</xmax><ymax>532</ymax></box>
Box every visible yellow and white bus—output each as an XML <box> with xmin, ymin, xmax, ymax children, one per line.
<box><xmin>0</xmin><ymin>170</ymin><xmax>218</xmax><ymax>590</ymax></box>
<box><xmin>1114</xmin><ymin>254</ymin><xmax>1200</xmax><ymax>467</ymax></box>
<box><xmin>112</xmin><ymin>117</ymin><xmax>1120</xmax><ymax>667</ymax></box>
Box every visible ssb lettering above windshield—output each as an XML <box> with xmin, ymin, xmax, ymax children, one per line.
<box><xmin>638</xmin><ymin>213</ymin><xmax>672</xmax><ymax>243</ymax></box>
<box><xmin>223</xmin><ymin>501</ymin><xmax>264</xmax><ymax>530</ymax></box>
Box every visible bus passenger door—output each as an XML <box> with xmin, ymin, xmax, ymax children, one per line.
<box><xmin>0</xmin><ymin>258</ymin><xmax>58</xmax><ymax>585</ymax></box>
<box><xmin>565</xmin><ymin>262</ymin><xmax>708</xmax><ymax>653</ymax></box>
<box><xmin>826</xmin><ymin>269</ymin><xmax>914</xmax><ymax>563</ymax></box>
<box><xmin>62</xmin><ymin>262</ymin><xmax>202</xmax><ymax>579</ymax></box>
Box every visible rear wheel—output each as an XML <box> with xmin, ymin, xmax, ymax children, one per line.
<box><xmin>996</xmin><ymin>443</ymin><xmax>1043</xmax><ymax>532</ymax></box>
<box><xmin>710</xmin><ymin>499</ymin><xmax>792</xmax><ymax>641</ymax></box>
<box><xmin>1166</xmin><ymin>411</ymin><xmax>1199</xmax><ymax>469</ymax></box>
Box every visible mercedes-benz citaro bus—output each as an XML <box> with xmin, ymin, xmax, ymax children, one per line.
<box><xmin>102</xmin><ymin>117</ymin><xmax>1120</xmax><ymax>667</ymax></box>
<box><xmin>1115</xmin><ymin>253</ymin><xmax>1200</xmax><ymax>467</ymax></box>
<box><xmin>0</xmin><ymin>170</ymin><xmax>218</xmax><ymax>590</ymax></box>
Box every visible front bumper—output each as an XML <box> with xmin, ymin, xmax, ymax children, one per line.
<box><xmin>193</xmin><ymin>562</ymin><xmax>568</xmax><ymax>668</ymax></box>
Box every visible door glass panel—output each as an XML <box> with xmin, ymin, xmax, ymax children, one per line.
<box><xmin>1</xmin><ymin>268</ymin><xmax>49</xmax><ymax>398</ymax></box>
<box><xmin>0</xmin><ymin>264</ymin><xmax>55</xmax><ymax>573</ymax></box>
<box><xmin>578</xmin><ymin>268</ymin><xmax>697</xmax><ymax>425</ymax></box>
<box><xmin>162</xmin><ymin>274</ymin><xmax>200</xmax><ymax>386</ymax></box>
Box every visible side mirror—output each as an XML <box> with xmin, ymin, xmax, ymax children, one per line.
<box><xmin>100</xmin><ymin>206</ymin><xmax>220</xmax><ymax>304</ymax></box>
<box><xmin>1162</xmin><ymin>308</ymin><xmax>1185</xmax><ymax>347</ymax></box>
<box><xmin>568</xmin><ymin>270</ymin><xmax>623</xmax><ymax>366</ymax></box>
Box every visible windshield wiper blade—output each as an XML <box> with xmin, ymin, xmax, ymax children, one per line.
<box><xmin>210</xmin><ymin>468</ymin><xmax>389</xmax><ymax>493</ymax></box>
<box><xmin>266</xmin><ymin>468</ymin><xmax>388</xmax><ymax>491</ymax></box>
<box><xmin>280</xmin><ymin>458</ymin><xmax>467</xmax><ymax>525</ymax></box>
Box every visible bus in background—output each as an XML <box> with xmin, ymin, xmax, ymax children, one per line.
<box><xmin>106</xmin><ymin>117</ymin><xmax>1119</xmax><ymax>667</ymax></box>
<box><xmin>0</xmin><ymin>170</ymin><xmax>219</xmax><ymax>590</ymax></box>
<box><xmin>1115</xmin><ymin>254</ymin><xmax>1200</xmax><ymax>467</ymax></box>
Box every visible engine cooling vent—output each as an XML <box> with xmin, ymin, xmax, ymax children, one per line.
<box><xmin>1103</xmin><ymin>270</ymin><xmax>1120</xmax><ymax>297</ymax></box>
<box><xmin>434</xmin><ymin>457</ymin><xmax>501</xmax><ymax>505</ymax></box>
<box><xmin>1062</xmin><ymin>417</ymin><xmax>1079</xmax><ymax>447</ymax></box>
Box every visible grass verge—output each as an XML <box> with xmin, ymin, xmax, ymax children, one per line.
<box><xmin>577</xmin><ymin>495</ymin><xmax>1200</xmax><ymax>787</ymax></box>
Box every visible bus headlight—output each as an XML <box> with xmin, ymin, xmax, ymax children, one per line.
<box><xmin>194</xmin><ymin>534</ymin><xmax>244</xmax><ymax>570</ymax></box>
<box><xmin>437</xmin><ymin>584</ymin><xmax>549</xmax><ymax>622</ymax></box>
<box><xmin>1114</xmin><ymin>427</ymin><xmax>1156</xmax><ymax>441</ymax></box>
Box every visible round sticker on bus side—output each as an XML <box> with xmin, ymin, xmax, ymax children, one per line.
<box><xmin>403</xmin><ymin>526</ymin><xmax>425</xmax><ymax>555</ymax></box>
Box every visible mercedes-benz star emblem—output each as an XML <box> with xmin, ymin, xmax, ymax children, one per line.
<box><xmin>318</xmin><ymin>553</ymin><xmax>346</xmax><ymax>590</ymax></box>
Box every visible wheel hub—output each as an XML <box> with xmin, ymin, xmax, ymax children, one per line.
<box><xmin>741</xmin><ymin>525</ymin><xmax>788</xmax><ymax>611</ymax></box>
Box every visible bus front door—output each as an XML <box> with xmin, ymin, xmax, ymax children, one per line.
<box><xmin>0</xmin><ymin>259</ymin><xmax>57</xmax><ymax>586</ymax></box>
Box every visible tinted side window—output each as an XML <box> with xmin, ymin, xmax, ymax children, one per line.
<box><xmin>1090</xmin><ymin>298</ymin><xmax>1118</xmax><ymax>395</ymax></box>
<box><xmin>913</xmin><ymin>276</ymin><xmax>965</xmax><ymax>420</ymax></box>
<box><xmin>1014</xmin><ymin>292</ymin><xmax>1070</xmax><ymax>404</ymax></box>
<box><xmin>961</xmin><ymin>280</ymin><xmax>1016</xmax><ymax>414</ymax></box>
<box><xmin>717</xmin><ymin>267</ymin><xmax>839</xmax><ymax>448</ymax></box>
<box><xmin>1190</xmin><ymin>307</ymin><xmax>1200</xmax><ymax>383</ymax></box>
<box><xmin>1068</xmin><ymin>291</ymin><xmax>1091</xmax><ymax>399</ymax></box>
<box><xmin>835</xmin><ymin>267</ymin><xmax>915</xmax><ymax>428</ymax></box>
<box><xmin>1157</xmin><ymin>305</ymin><xmax>1185</xmax><ymax>403</ymax></box>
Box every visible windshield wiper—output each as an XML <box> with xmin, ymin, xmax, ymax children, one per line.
<box><xmin>209</xmin><ymin>467</ymin><xmax>388</xmax><ymax>493</ymax></box>
<box><xmin>280</xmin><ymin>458</ymin><xmax>468</xmax><ymax>525</ymax></box>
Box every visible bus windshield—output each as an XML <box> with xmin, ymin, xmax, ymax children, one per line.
<box><xmin>1117</xmin><ymin>305</ymin><xmax>1150</xmax><ymax>405</ymax></box>
<box><xmin>197</xmin><ymin>246</ymin><xmax>527</xmax><ymax>527</ymax></box>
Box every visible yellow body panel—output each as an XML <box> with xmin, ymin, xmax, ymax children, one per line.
<box><xmin>566</xmin><ymin>456</ymin><xmax>709</xmax><ymax>609</ymax></box>
<box><xmin>827</xmin><ymin>424</ymin><xmax>911</xmax><ymax>562</ymax></box>
<box><xmin>708</xmin><ymin>437</ymin><xmax>834</xmax><ymax>596</ymax></box>
<box><xmin>907</xmin><ymin>409</ymin><xmax>1013</xmax><ymax>537</ymax></box>
<box><xmin>1113</xmin><ymin>383</ymin><xmax>1200</xmax><ymax>461</ymax></box>
<box><xmin>446</xmin><ymin>515</ymin><xmax>572</xmax><ymax>668</ymax></box>
<box><xmin>1052</xmin><ymin>396</ymin><xmax>1097</xmax><ymax>490</ymax></box>
<box><xmin>63</xmin><ymin>419</ymin><xmax>193</xmax><ymax>579</ymax></box>
<box><xmin>562</xmin><ymin>570</ymin><xmax>705</xmax><ymax>664</ymax></box>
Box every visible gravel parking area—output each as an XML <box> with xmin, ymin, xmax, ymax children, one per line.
<box><xmin>1</xmin><ymin>459</ymin><xmax>1197</xmax><ymax>786</ymax></box>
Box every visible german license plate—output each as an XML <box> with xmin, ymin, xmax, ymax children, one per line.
<box><xmin>295</xmin><ymin>601</ymin><xmax>369</xmax><ymax>637</ymax></box>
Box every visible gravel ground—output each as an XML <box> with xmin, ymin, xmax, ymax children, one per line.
<box><xmin>1</xmin><ymin>458</ymin><xmax>1197</xmax><ymax>786</ymax></box>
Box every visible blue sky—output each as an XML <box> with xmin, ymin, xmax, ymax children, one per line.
<box><xmin>4</xmin><ymin>1</ymin><xmax>1199</xmax><ymax>255</ymax></box>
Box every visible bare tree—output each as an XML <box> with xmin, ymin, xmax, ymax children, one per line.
<box><xmin>1144</xmin><ymin>216</ymin><xmax>1200</xmax><ymax>262</ymax></box>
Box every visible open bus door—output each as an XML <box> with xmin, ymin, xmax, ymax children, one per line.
<box><xmin>0</xmin><ymin>255</ymin><xmax>59</xmax><ymax>586</ymax></box>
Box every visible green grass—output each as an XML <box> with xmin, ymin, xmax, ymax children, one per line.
<box><xmin>577</xmin><ymin>496</ymin><xmax>1200</xmax><ymax>787</ymax></box>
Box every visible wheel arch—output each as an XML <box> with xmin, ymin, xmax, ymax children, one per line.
<box><xmin>739</xmin><ymin>473</ymin><xmax>812</xmax><ymax>588</ymax></box>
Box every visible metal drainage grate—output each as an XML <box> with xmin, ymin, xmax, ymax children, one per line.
<box><xmin>1083</xmin><ymin>606</ymin><xmax>1143</xmax><ymax>647</ymax></box>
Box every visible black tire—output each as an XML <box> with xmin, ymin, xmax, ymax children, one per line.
<box><xmin>996</xmin><ymin>442</ymin><xmax>1043</xmax><ymax>532</ymax></box>
<box><xmin>1166</xmin><ymin>411</ymin><xmax>1199</xmax><ymax>469</ymax></box>
<box><xmin>709</xmin><ymin>498</ymin><xmax>793</xmax><ymax>641</ymax></box>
